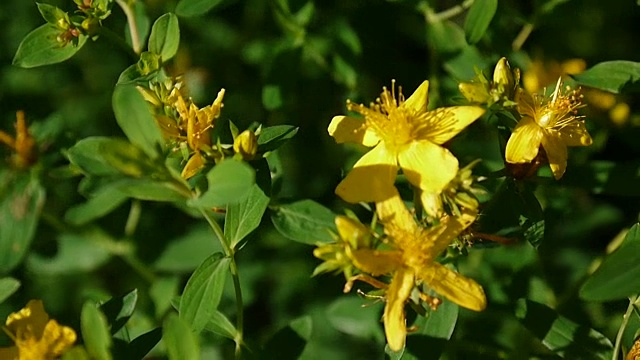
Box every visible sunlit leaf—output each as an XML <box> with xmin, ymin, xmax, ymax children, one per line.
<box><xmin>204</xmin><ymin>310</ymin><xmax>237</xmax><ymax>340</ymax></box>
<box><xmin>515</xmin><ymin>299</ymin><xmax>613</xmax><ymax>359</ymax></box>
<box><xmin>572</xmin><ymin>61</ymin><xmax>640</xmax><ymax>94</ymax></box>
<box><xmin>271</xmin><ymin>200</ymin><xmax>336</xmax><ymax>245</ymax></box>
<box><xmin>148</xmin><ymin>13</ymin><xmax>180</xmax><ymax>61</ymax></box>
<box><xmin>580</xmin><ymin>224</ymin><xmax>640</xmax><ymax>301</ymax></box>
<box><xmin>464</xmin><ymin>0</ymin><xmax>497</xmax><ymax>44</ymax></box>
<box><xmin>257</xmin><ymin>125</ymin><xmax>299</xmax><ymax>153</ymax></box>
<box><xmin>189</xmin><ymin>159</ymin><xmax>255</xmax><ymax>208</ymax></box>
<box><xmin>13</xmin><ymin>24</ymin><xmax>87</xmax><ymax>68</ymax></box>
<box><xmin>225</xmin><ymin>184</ymin><xmax>270</xmax><ymax>249</ymax></box>
<box><xmin>179</xmin><ymin>253</ymin><xmax>230</xmax><ymax>333</ymax></box>
<box><xmin>164</xmin><ymin>313</ymin><xmax>199</xmax><ymax>360</ymax></box>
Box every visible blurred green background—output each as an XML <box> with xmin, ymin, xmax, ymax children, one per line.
<box><xmin>1</xmin><ymin>0</ymin><xmax>640</xmax><ymax>358</ymax></box>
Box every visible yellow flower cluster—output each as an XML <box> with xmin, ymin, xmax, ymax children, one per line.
<box><xmin>0</xmin><ymin>300</ymin><xmax>76</xmax><ymax>360</ymax></box>
<box><xmin>318</xmin><ymin>80</ymin><xmax>488</xmax><ymax>351</ymax></box>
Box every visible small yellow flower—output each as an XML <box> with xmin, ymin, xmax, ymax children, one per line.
<box><xmin>329</xmin><ymin>81</ymin><xmax>485</xmax><ymax>203</ymax></box>
<box><xmin>0</xmin><ymin>300</ymin><xmax>76</xmax><ymax>360</ymax></box>
<box><xmin>0</xmin><ymin>111</ymin><xmax>37</xmax><ymax>169</ymax></box>
<box><xmin>505</xmin><ymin>78</ymin><xmax>592</xmax><ymax>179</ymax></box>
<box><xmin>233</xmin><ymin>130</ymin><xmax>258</xmax><ymax>161</ymax></box>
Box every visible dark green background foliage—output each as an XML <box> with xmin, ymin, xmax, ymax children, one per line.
<box><xmin>1</xmin><ymin>0</ymin><xmax>640</xmax><ymax>359</ymax></box>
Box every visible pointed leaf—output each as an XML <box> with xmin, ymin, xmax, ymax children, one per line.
<box><xmin>81</xmin><ymin>302</ymin><xmax>113</xmax><ymax>360</ymax></box>
<box><xmin>13</xmin><ymin>24</ymin><xmax>87</xmax><ymax>68</ymax></box>
<box><xmin>225</xmin><ymin>184</ymin><xmax>270</xmax><ymax>249</ymax></box>
<box><xmin>100</xmin><ymin>289</ymin><xmax>138</xmax><ymax>335</ymax></box>
<box><xmin>113</xmin><ymin>85</ymin><xmax>165</xmax><ymax>157</ymax></box>
<box><xmin>464</xmin><ymin>0</ymin><xmax>498</xmax><ymax>44</ymax></box>
<box><xmin>573</xmin><ymin>61</ymin><xmax>640</xmax><ymax>94</ymax></box>
<box><xmin>257</xmin><ymin>125</ymin><xmax>299</xmax><ymax>153</ymax></box>
<box><xmin>0</xmin><ymin>277</ymin><xmax>20</xmax><ymax>304</ymax></box>
<box><xmin>204</xmin><ymin>310</ymin><xmax>237</xmax><ymax>340</ymax></box>
<box><xmin>271</xmin><ymin>200</ymin><xmax>336</xmax><ymax>245</ymax></box>
<box><xmin>176</xmin><ymin>0</ymin><xmax>224</xmax><ymax>17</ymax></box>
<box><xmin>164</xmin><ymin>313</ymin><xmax>199</xmax><ymax>360</ymax></box>
<box><xmin>148</xmin><ymin>13</ymin><xmax>180</xmax><ymax>61</ymax></box>
<box><xmin>179</xmin><ymin>253</ymin><xmax>230</xmax><ymax>333</ymax></box>
<box><xmin>580</xmin><ymin>224</ymin><xmax>640</xmax><ymax>301</ymax></box>
<box><xmin>189</xmin><ymin>159</ymin><xmax>255</xmax><ymax>208</ymax></box>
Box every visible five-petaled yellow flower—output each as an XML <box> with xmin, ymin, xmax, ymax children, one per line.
<box><xmin>505</xmin><ymin>78</ymin><xmax>592</xmax><ymax>179</ymax></box>
<box><xmin>328</xmin><ymin>80</ymin><xmax>485</xmax><ymax>204</ymax></box>
<box><xmin>344</xmin><ymin>192</ymin><xmax>486</xmax><ymax>351</ymax></box>
<box><xmin>0</xmin><ymin>300</ymin><xmax>77</xmax><ymax>360</ymax></box>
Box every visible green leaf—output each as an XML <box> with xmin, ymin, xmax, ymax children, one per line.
<box><xmin>13</xmin><ymin>24</ymin><xmax>87</xmax><ymax>68</ymax></box>
<box><xmin>112</xmin><ymin>85</ymin><xmax>165</xmax><ymax>157</ymax></box>
<box><xmin>100</xmin><ymin>289</ymin><xmax>138</xmax><ymax>335</ymax></box>
<box><xmin>66</xmin><ymin>137</ymin><xmax>126</xmax><ymax>176</ymax></box>
<box><xmin>426</xmin><ymin>20</ymin><xmax>466</xmax><ymax>56</ymax></box>
<box><xmin>261</xmin><ymin>316</ymin><xmax>312</xmax><ymax>359</ymax></box>
<box><xmin>27</xmin><ymin>230</ymin><xmax>113</xmax><ymax>274</ymax></box>
<box><xmin>563</xmin><ymin>160</ymin><xmax>640</xmax><ymax>196</ymax></box>
<box><xmin>580</xmin><ymin>224</ymin><xmax>640</xmax><ymax>301</ymax></box>
<box><xmin>189</xmin><ymin>159</ymin><xmax>255</xmax><ymax>208</ymax></box>
<box><xmin>179</xmin><ymin>253</ymin><xmax>230</xmax><ymax>333</ymax></box>
<box><xmin>125</xmin><ymin>1</ymin><xmax>151</xmax><ymax>50</ymax></box>
<box><xmin>262</xmin><ymin>84</ymin><xmax>283</xmax><ymax>111</ymax></box>
<box><xmin>515</xmin><ymin>299</ymin><xmax>613</xmax><ymax>359</ymax></box>
<box><xmin>61</xmin><ymin>347</ymin><xmax>91</xmax><ymax>360</ymax></box>
<box><xmin>572</xmin><ymin>61</ymin><xmax>640</xmax><ymax>94</ymax></box>
<box><xmin>203</xmin><ymin>310</ymin><xmax>237</xmax><ymax>340</ymax></box>
<box><xmin>154</xmin><ymin>226</ymin><xmax>220</xmax><ymax>273</ymax></box>
<box><xmin>270</xmin><ymin>200</ymin><xmax>336</xmax><ymax>245</ymax></box>
<box><xmin>257</xmin><ymin>125</ymin><xmax>299</xmax><ymax>153</ymax></box>
<box><xmin>123</xmin><ymin>328</ymin><xmax>162</xmax><ymax>360</ymax></box>
<box><xmin>65</xmin><ymin>186</ymin><xmax>129</xmax><ymax>226</ymax></box>
<box><xmin>0</xmin><ymin>277</ymin><xmax>20</xmax><ymax>304</ymax></box>
<box><xmin>164</xmin><ymin>314</ymin><xmax>199</xmax><ymax>360</ymax></box>
<box><xmin>0</xmin><ymin>172</ymin><xmax>45</xmax><ymax>274</ymax></box>
<box><xmin>113</xmin><ymin>178</ymin><xmax>188</xmax><ymax>202</ymax></box>
<box><xmin>403</xmin><ymin>300</ymin><xmax>459</xmax><ymax>360</ymax></box>
<box><xmin>150</xmin><ymin>276</ymin><xmax>180</xmax><ymax>318</ymax></box>
<box><xmin>464</xmin><ymin>0</ymin><xmax>497</xmax><ymax>44</ymax></box>
<box><xmin>175</xmin><ymin>0</ymin><xmax>224</xmax><ymax>17</ymax></box>
<box><xmin>37</xmin><ymin>3</ymin><xmax>66</xmax><ymax>25</ymax></box>
<box><xmin>148</xmin><ymin>13</ymin><xmax>180</xmax><ymax>62</ymax></box>
<box><xmin>81</xmin><ymin>302</ymin><xmax>113</xmax><ymax>360</ymax></box>
<box><xmin>225</xmin><ymin>184</ymin><xmax>270</xmax><ymax>249</ymax></box>
<box><xmin>326</xmin><ymin>296</ymin><xmax>384</xmax><ymax>342</ymax></box>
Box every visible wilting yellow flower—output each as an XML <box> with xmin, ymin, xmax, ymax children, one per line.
<box><xmin>0</xmin><ymin>300</ymin><xmax>76</xmax><ymax>360</ymax></box>
<box><xmin>505</xmin><ymin>78</ymin><xmax>592</xmax><ymax>179</ymax></box>
<box><xmin>329</xmin><ymin>81</ymin><xmax>485</xmax><ymax>203</ymax></box>
<box><xmin>0</xmin><ymin>111</ymin><xmax>37</xmax><ymax>169</ymax></box>
<box><xmin>344</xmin><ymin>193</ymin><xmax>485</xmax><ymax>351</ymax></box>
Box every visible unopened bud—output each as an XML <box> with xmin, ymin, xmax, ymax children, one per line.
<box><xmin>233</xmin><ymin>130</ymin><xmax>258</xmax><ymax>160</ymax></box>
<box><xmin>493</xmin><ymin>57</ymin><xmax>516</xmax><ymax>98</ymax></box>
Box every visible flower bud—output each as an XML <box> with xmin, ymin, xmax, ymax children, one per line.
<box><xmin>493</xmin><ymin>57</ymin><xmax>517</xmax><ymax>98</ymax></box>
<box><xmin>233</xmin><ymin>130</ymin><xmax>258</xmax><ymax>161</ymax></box>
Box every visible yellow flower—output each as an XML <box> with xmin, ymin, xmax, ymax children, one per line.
<box><xmin>329</xmin><ymin>81</ymin><xmax>485</xmax><ymax>203</ymax></box>
<box><xmin>505</xmin><ymin>78</ymin><xmax>592</xmax><ymax>179</ymax></box>
<box><xmin>523</xmin><ymin>58</ymin><xmax>586</xmax><ymax>94</ymax></box>
<box><xmin>0</xmin><ymin>300</ymin><xmax>76</xmax><ymax>360</ymax></box>
<box><xmin>233</xmin><ymin>129</ymin><xmax>258</xmax><ymax>161</ymax></box>
<box><xmin>346</xmin><ymin>193</ymin><xmax>486</xmax><ymax>351</ymax></box>
<box><xmin>0</xmin><ymin>111</ymin><xmax>37</xmax><ymax>169</ymax></box>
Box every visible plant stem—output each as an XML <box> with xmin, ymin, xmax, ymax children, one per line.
<box><xmin>613</xmin><ymin>295</ymin><xmax>639</xmax><ymax>360</ymax></box>
<box><xmin>124</xmin><ymin>200</ymin><xmax>141</xmax><ymax>237</ymax></box>
<box><xmin>115</xmin><ymin>0</ymin><xmax>142</xmax><ymax>55</ymax></box>
<box><xmin>421</xmin><ymin>0</ymin><xmax>475</xmax><ymax>24</ymax></box>
<box><xmin>199</xmin><ymin>208</ymin><xmax>244</xmax><ymax>358</ymax></box>
<box><xmin>512</xmin><ymin>23</ymin><xmax>534</xmax><ymax>51</ymax></box>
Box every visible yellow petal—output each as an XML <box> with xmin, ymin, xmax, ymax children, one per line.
<box><xmin>419</xmin><ymin>209</ymin><xmax>478</xmax><ymax>262</ymax></box>
<box><xmin>418</xmin><ymin>263</ymin><xmax>486</xmax><ymax>311</ymax></box>
<box><xmin>6</xmin><ymin>300</ymin><xmax>49</xmax><ymax>338</ymax></box>
<box><xmin>505</xmin><ymin>117</ymin><xmax>544</xmax><ymax>163</ymax></box>
<box><xmin>384</xmin><ymin>268</ymin><xmax>415</xmax><ymax>352</ymax></box>
<box><xmin>420</xmin><ymin>106</ymin><xmax>485</xmax><ymax>144</ymax></box>
<box><xmin>402</xmin><ymin>80</ymin><xmax>429</xmax><ymax>113</ymax></box>
<box><xmin>541</xmin><ymin>130</ymin><xmax>568</xmax><ymax>180</ymax></box>
<box><xmin>336</xmin><ymin>143</ymin><xmax>398</xmax><ymax>203</ymax></box>
<box><xmin>420</xmin><ymin>191</ymin><xmax>443</xmax><ymax>218</ymax></box>
<box><xmin>328</xmin><ymin>115</ymin><xmax>380</xmax><ymax>147</ymax></box>
<box><xmin>181</xmin><ymin>152</ymin><xmax>206</xmax><ymax>180</ymax></box>
<box><xmin>398</xmin><ymin>140</ymin><xmax>458</xmax><ymax>194</ymax></box>
<box><xmin>557</xmin><ymin>121</ymin><xmax>592</xmax><ymax>147</ymax></box>
<box><xmin>41</xmin><ymin>320</ymin><xmax>77</xmax><ymax>356</ymax></box>
<box><xmin>348</xmin><ymin>248</ymin><xmax>402</xmax><ymax>275</ymax></box>
<box><xmin>515</xmin><ymin>88</ymin><xmax>536</xmax><ymax>118</ymax></box>
<box><xmin>335</xmin><ymin>216</ymin><xmax>370</xmax><ymax>248</ymax></box>
<box><xmin>375</xmin><ymin>191</ymin><xmax>418</xmax><ymax>235</ymax></box>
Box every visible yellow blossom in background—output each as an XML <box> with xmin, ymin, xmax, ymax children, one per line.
<box><xmin>523</xmin><ymin>58</ymin><xmax>586</xmax><ymax>93</ymax></box>
<box><xmin>339</xmin><ymin>192</ymin><xmax>485</xmax><ymax>351</ymax></box>
<box><xmin>328</xmin><ymin>80</ymin><xmax>485</xmax><ymax>204</ymax></box>
<box><xmin>0</xmin><ymin>111</ymin><xmax>37</xmax><ymax>169</ymax></box>
<box><xmin>505</xmin><ymin>78</ymin><xmax>592</xmax><ymax>179</ymax></box>
<box><xmin>0</xmin><ymin>300</ymin><xmax>76</xmax><ymax>360</ymax></box>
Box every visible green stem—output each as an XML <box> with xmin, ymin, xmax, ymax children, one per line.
<box><xmin>199</xmin><ymin>208</ymin><xmax>244</xmax><ymax>358</ymax></box>
<box><xmin>115</xmin><ymin>0</ymin><xmax>142</xmax><ymax>54</ymax></box>
<box><xmin>613</xmin><ymin>295</ymin><xmax>639</xmax><ymax>360</ymax></box>
<box><xmin>421</xmin><ymin>0</ymin><xmax>475</xmax><ymax>23</ymax></box>
<box><xmin>512</xmin><ymin>23</ymin><xmax>534</xmax><ymax>51</ymax></box>
<box><xmin>124</xmin><ymin>200</ymin><xmax>142</xmax><ymax>237</ymax></box>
